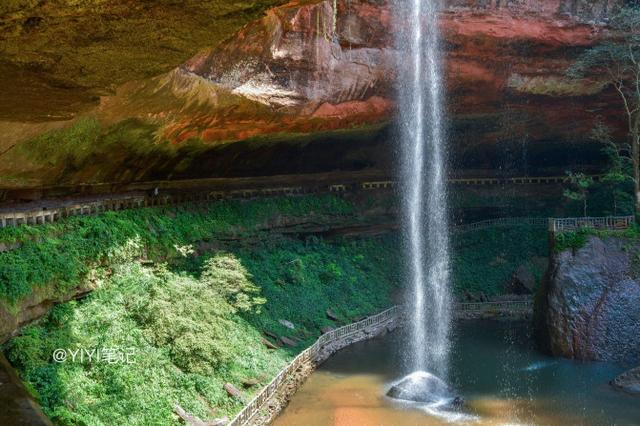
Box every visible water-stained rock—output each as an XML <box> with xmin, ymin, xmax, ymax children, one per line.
<box><xmin>538</xmin><ymin>236</ymin><xmax>640</xmax><ymax>364</ymax></box>
<box><xmin>0</xmin><ymin>0</ymin><xmax>627</xmax><ymax>192</ymax></box>
<box><xmin>505</xmin><ymin>265</ymin><xmax>536</xmax><ymax>294</ymax></box>
<box><xmin>279</xmin><ymin>336</ymin><xmax>298</xmax><ymax>347</ymax></box>
<box><xmin>326</xmin><ymin>309</ymin><xmax>339</xmax><ymax>321</ymax></box>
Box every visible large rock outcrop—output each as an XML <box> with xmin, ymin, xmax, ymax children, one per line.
<box><xmin>0</xmin><ymin>0</ymin><xmax>288</xmax><ymax>121</ymax></box>
<box><xmin>538</xmin><ymin>236</ymin><xmax>640</xmax><ymax>364</ymax></box>
<box><xmin>0</xmin><ymin>0</ymin><xmax>627</xmax><ymax>195</ymax></box>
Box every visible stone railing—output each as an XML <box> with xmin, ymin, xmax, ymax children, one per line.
<box><xmin>228</xmin><ymin>300</ymin><xmax>533</xmax><ymax>425</ymax></box>
<box><xmin>0</xmin><ymin>171</ymin><xmax>605</xmax><ymax>229</ymax></box>
<box><xmin>449</xmin><ymin>174</ymin><xmax>601</xmax><ymax>186</ymax></box>
<box><xmin>0</xmin><ymin>195</ymin><xmax>146</xmax><ymax>228</ymax></box>
<box><xmin>454</xmin><ymin>217</ymin><xmax>548</xmax><ymax>234</ymax></box>
<box><xmin>456</xmin><ymin>299</ymin><xmax>532</xmax><ymax>313</ymax></box>
<box><xmin>356</xmin><ymin>175</ymin><xmax>601</xmax><ymax>189</ymax></box>
<box><xmin>228</xmin><ymin>306</ymin><xmax>400</xmax><ymax>426</ymax></box>
<box><xmin>549</xmin><ymin>216</ymin><xmax>635</xmax><ymax>233</ymax></box>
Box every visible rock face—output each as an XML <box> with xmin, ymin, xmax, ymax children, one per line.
<box><xmin>505</xmin><ymin>265</ymin><xmax>536</xmax><ymax>294</ymax></box>
<box><xmin>611</xmin><ymin>366</ymin><xmax>640</xmax><ymax>395</ymax></box>
<box><xmin>0</xmin><ymin>282</ymin><xmax>94</xmax><ymax>344</ymax></box>
<box><xmin>539</xmin><ymin>236</ymin><xmax>640</xmax><ymax>364</ymax></box>
<box><xmin>0</xmin><ymin>0</ymin><xmax>626</xmax><ymax>193</ymax></box>
<box><xmin>386</xmin><ymin>371</ymin><xmax>460</xmax><ymax>406</ymax></box>
<box><xmin>0</xmin><ymin>0</ymin><xmax>288</xmax><ymax>121</ymax></box>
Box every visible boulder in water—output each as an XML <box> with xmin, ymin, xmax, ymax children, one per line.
<box><xmin>386</xmin><ymin>371</ymin><xmax>461</xmax><ymax>406</ymax></box>
<box><xmin>611</xmin><ymin>366</ymin><xmax>640</xmax><ymax>395</ymax></box>
<box><xmin>537</xmin><ymin>236</ymin><xmax>640</xmax><ymax>363</ymax></box>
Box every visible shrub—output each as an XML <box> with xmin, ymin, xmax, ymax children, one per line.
<box><xmin>554</xmin><ymin>230</ymin><xmax>588</xmax><ymax>252</ymax></box>
<box><xmin>200</xmin><ymin>254</ymin><xmax>265</xmax><ymax>313</ymax></box>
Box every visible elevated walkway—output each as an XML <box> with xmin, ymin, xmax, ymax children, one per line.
<box><xmin>0</xmin><ymin>172</ymin><xmax>602</xmax><ymax>229</ymax></box>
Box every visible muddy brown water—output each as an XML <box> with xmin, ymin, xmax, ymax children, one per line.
<box><xmin>274</xmin><ymin>321</ymin><xmax>640</xmax><ymax>426</ymax></box>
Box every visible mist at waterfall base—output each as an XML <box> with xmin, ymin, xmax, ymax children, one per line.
<box><xmin>391</xmin><ymin>0</ymin><xmax>456</xmax><ymax>416</ymax></box>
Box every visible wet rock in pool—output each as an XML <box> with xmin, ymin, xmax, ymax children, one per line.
<box><xmin>611</xmin><ymin>366</ymin><xmax>640</xmax><ymax>395</ymax></box>
<box><xmin>387</xmin><ymin>371</ymin><xmax>462</xmax><ymax>406</ymax></box>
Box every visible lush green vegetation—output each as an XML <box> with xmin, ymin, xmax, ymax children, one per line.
<box><xmin>0</xmin><ymin>195</ymin><xmax>355</xmax><ymax>305</ymax></box>
<box><xmin>452</xmin><ymin>225</ymin><xmax>549</xmax><ymax>296</ymax></box>
<box><xmin>2</xmin><ymin>195</ymin><xmax>399</xmax><ymax>424</ymax></box>
<box><xmin>554</xmin><ymin>224</ymin><xmax>640</xmax><ymax>252</ymax></box>
<box><xmin>554</xmin><ymin>230</ymin><xmax>590</xmax><ymax>252</ymax></box>
<box><xmin>5</xmin><ymin>233</ymin><xmax>399</xmax><ymax>425</ymax></box>
<box><xmin>0</xmin><ymin>190</ymin><xmax>554</xmax><ymax>307</ymax></box>
<box><xmin>1</xmin><ymin>192</ymin><xmax>560</xmax><ymax>424</ymax></box>
<box><xmin>192</xmin><ymin>237</ymin><xmax>400</xmax><ymax>345</ymax></box>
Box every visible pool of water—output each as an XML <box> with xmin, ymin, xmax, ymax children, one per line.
<box><xmin>274</xmin><ymin>321</ymin><xmax>640</xmax><ymax>425</ymax></box>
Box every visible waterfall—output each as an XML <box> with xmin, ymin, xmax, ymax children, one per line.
<box><xmin>396</xmin><ymin>0</ymin><xmax>451</xmax><ymax>378</ymax></box>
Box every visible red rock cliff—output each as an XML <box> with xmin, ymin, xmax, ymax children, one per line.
<box><xmin>0</xmin><ymin>0</ymin><xmax>625</xmax><ymax>192</ymax></box>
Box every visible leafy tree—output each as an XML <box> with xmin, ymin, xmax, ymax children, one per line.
<box><xmin>564</xmin><ymin>171</ymin><xmax>594</xmax><ymax>216</ymax></box>
<box><xmin>200</xmin><ymin>253</ymin><xmax>266</xmax><ymax>313</ymax></box>
<box><xmin>569</xmin><ymin>4</ymin><xmax>640</xmax><ymax>212</ymax></box>
<box><xmin>591</xmin><ymin>122</ymin><xmax>635</xmax><ymax>214</ymax></box>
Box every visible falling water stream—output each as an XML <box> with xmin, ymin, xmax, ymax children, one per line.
<box><xmin>273</xmin><ymin>1</ymin><xmax>640</xmax><ymax>424</ymax></box>
<box><xmin>397</xmin><ymin>0</ymin><xmax>451</xmax><ymax>379</ymax></box>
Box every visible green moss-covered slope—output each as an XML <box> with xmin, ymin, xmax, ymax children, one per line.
<box><xmin>0</xmin><ymin>194</ymin><xmax>356</xmax><ymax>305</ymax></box>
<box><xmin>4</xmin><ymin>233</ymin><xmax>399</xmax><ymax>424</ymax></box>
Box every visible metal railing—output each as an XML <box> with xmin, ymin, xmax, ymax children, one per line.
<box><xmin>227</xmin><ymin>306</ymin><xmax>400</xmax><ymax>426</ymax></box>
<box><xmin>454</xmin><ymin>217</ymin><xmax>548</xmax><ymax>234</ymax></box>
<box><xmin>549</xmin><ymin>216</ymin><xmax>635</xmax><ymax>233</ymax></box>
<box><xmin>449</xmin><ymin>174</ymin><xmax>602</xmax><ymax>186</ymax></box>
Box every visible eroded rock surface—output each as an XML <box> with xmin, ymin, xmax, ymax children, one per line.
<box><xmin>540</xmin><ymin>236</ymin><xmax>640</xmax><ymax>364</ymax></box>
<box><xmin>0</xmin><ymin>0</ymin><xmax>627</xmax><ymax>192</ymax></box>
<box><xmin>0</xmin><ymin>283</ymin><xmax>94</xmax><ymax>344</ymax></box>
